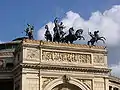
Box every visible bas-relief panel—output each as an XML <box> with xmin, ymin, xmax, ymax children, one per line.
<box><xmin>42</xmin><ymin>50</ymin><xmax>91</xmax><ymax>64</ymax></box>
<box><xmin>93</xmin><ymin>54</ymin><xmax>105</xmax><ymax>65</ymax></box>
<box><xmin>25</xmin><ymin>48</ymin><xmax>39</xmax><ymax>60</ymax></box>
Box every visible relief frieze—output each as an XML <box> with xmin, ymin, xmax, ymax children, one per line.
<box><xmin>42</xmin><ymin>50</ymin><xmax>91</xmax><ymax>64</ymax></box>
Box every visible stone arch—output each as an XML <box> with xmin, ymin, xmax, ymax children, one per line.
<box><xmin>44</xmin><ymin>76</ymin><xmax>90</xmax><ymax>90</ymax></box>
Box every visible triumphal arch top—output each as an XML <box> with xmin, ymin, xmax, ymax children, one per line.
<box><xmin>14</xmin><ymin>38</ymin><xmax>110</xmax><ymax>90</ymax></box>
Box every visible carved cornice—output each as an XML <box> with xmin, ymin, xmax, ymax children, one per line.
<box><xmin>22</xmin><ymin>39</ymin><xmax>107</xmax><ymax>54</ymax></box>
<box><xmin>20</xmin><ymin>63</ymin><xmax>111</xmax><ymax>74</ymax></box>
<box><xmin>22</xmin><ymin>39</ymin><xmax>106</xmax><ymax>49</ymax></box>
<box><xmin>23</xmin><ymin>39</ymin><xmax>40</xmax><ymax>44</ymax></box>
<box><xmin>40</xmin><ymin>41</ymin><xmax>105</xmax><ymax>50</ymax></box>
<box><xmin>109</xmin><ymin>75</ymin><xmax>120</xmax><ymax>84</ymax></box>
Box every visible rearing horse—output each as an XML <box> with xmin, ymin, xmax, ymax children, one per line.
<box><xmin>87</xmin><ymin>30</ymin><xmax>106</xmax><ymax>45</ymax></box>
<box><xmin>63</xmin><ymin>28</ymin><xmax>85</xmax><ymax>43</ymax></box>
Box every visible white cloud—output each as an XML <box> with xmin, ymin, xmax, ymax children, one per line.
<box><xmin>0</xmin><ymin>41</ymin><xmax>3</xmax><ymax>44</ymax></box>
<box><xmin>110</xmin><ymin>62</ymin><xmax>120</xmax><ymax>78</ymax></box>
<box><xmin>38</xmin><ymin>5</ymin><xmax>120</xmax><ymax>46</ymax></box>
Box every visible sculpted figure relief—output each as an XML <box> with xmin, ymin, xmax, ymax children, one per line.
<box><xmin>42</xmin><ymin>50</ymin><xmax>91</xmax><ymax>64</ymax></box>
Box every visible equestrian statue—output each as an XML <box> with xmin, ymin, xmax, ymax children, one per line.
<box><xmin>87</xmin><ymin>30</ymin><xmax>106</xmax><ymax>45</ymax></box>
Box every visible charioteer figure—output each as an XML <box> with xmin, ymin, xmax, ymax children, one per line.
<box><xmin>53</xmin><ymin>17</ymin><xmax>66</xmax><ymax>42</ymax></box>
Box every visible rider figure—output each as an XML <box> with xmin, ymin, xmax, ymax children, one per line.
<box><xmin>88</xmin><ymin>32</ymin><xmax>94</xmax><ymax>39</ymax></box>
<box><xmin>94</xmin><ymin>30</ymin><xmax>99</xmax><ymax>41</ymax></box>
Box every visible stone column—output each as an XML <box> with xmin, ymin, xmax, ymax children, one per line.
<box><xmin>104</xmin><ymin>78</ymin><xmax>109</xmax><ymax>90</ymax></box>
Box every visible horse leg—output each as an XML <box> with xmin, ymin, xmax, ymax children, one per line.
<box><xmin>81</xmin><ymin>36</ymin><xmax>85</xmax><ymax>40</ymax></box>
<box><xmin>100</xmin><ymin>37</ymin><xmax>106</xmax><ymax>40</ymax></box>
<box><xmin>88</xmin><ymin>39</ymin><xmax>95</xmax><ymax>46</ymax></box>
<box><xmin>65</xmin><ymin>40</ymin><xmax>68</xmax><ymax>43</ymax></box>
<box><xmin>31</xmin><ymin>35</ymin><xmax>34</xmax><ymax>39</ymax></box>
<box><xmin>91</xmin><ymin>41</ymin><xmax>95</xmax><ymax>46</ymax></box>
<box><xmin>87</xmin><ymin>41</ymin><xmax>90</xmax><ymax>45</ymax></box>
<box><xmin>28</xmin><ymin>34</ymin><xmax>31</xmax><ymax>39</ymax></box>
<box><xmin>50</xmin><ymin>36</ymin><xmax>52</xmax><ymax>41</ymax></box>
<box><xmin>98</xmin><ymin>38</ymin><xmax>105</xmax><ymax>44</ymax></box>
<box><xmin>70</xmin><ymin>41</ymin><xmax>73</xmax><ymax>44</ymax></box>
<box><xmin>53</xmin><ymin>37</ymin><xmax>55</xmax><ymax>42</ymax></box>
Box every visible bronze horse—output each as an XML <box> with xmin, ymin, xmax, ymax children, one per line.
<box><xmin>62</xmin><ymin>28</ymin><xmax>85</xmax><ymax>44</ymax></box>
<box><xmin>87</xmin><ymin>31</ymin><xmax>106</xmax><ymax>45</ymax></box>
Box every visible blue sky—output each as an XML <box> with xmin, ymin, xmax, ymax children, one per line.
<box><xmin>0</xmin><ymin>0</ymin><xmax>120</xmax><ymax>41</ymax></box>
<box><xmin>0</xmin><ymin>0</ymin><xmax>120</xmax><ymax>76</ymax></box>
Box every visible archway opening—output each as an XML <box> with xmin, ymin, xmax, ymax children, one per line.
<box><xmin>52</xmin><ymin>83</ymin><xmax>82</xmax><ymax>90</ymax></box>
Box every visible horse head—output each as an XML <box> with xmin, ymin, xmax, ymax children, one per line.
<box><xmin>75</xmin><ymin>29</ymin><xmax>85</xmax><ymax>40</ymax></box>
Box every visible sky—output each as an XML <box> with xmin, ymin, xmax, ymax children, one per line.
<box><xmin>0</xmin><ymin>0</ymin><xmax>120</xmax><ymax>77</ymax></box>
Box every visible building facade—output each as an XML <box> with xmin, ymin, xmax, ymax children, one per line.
<box><xmin>0</xmin><ymin>39</ymin><xmax>120</xmax><ymax>90</ymax></box>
